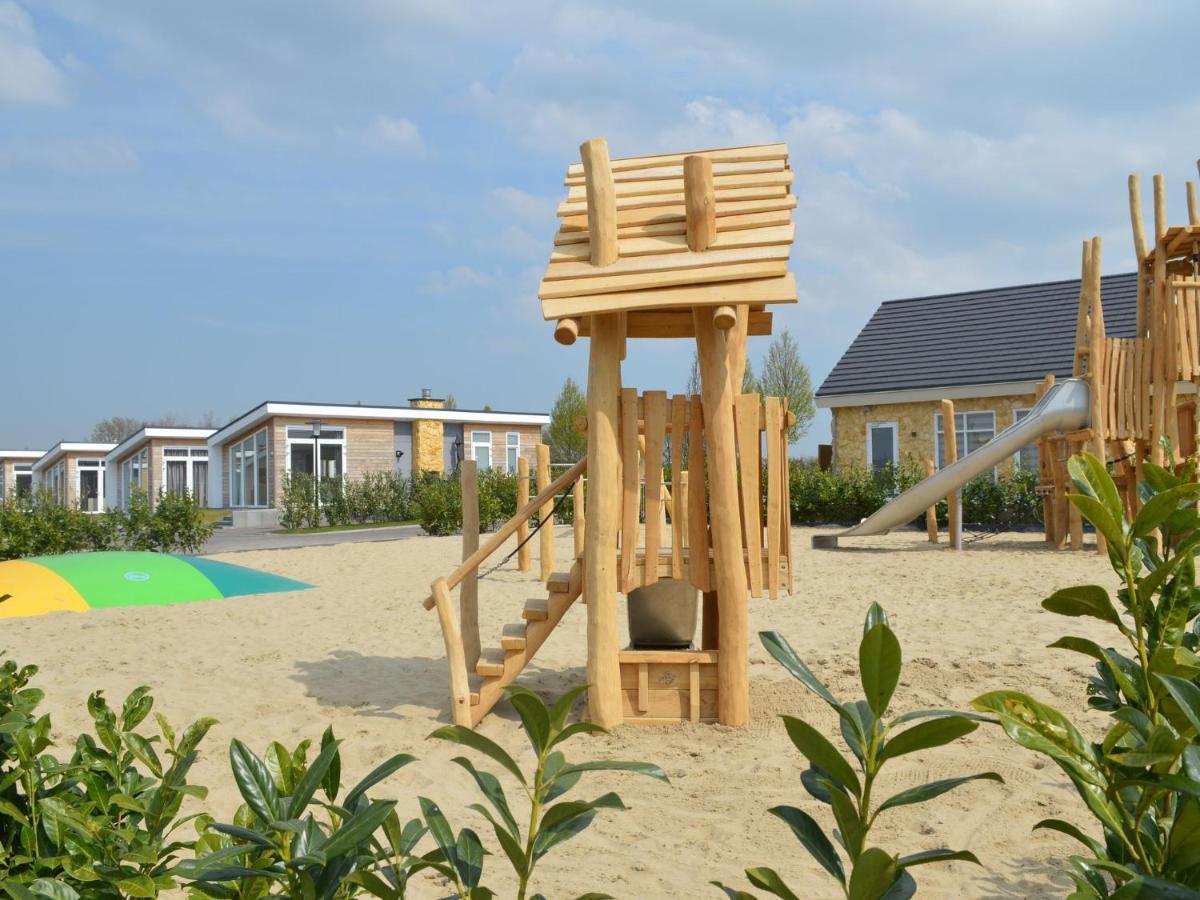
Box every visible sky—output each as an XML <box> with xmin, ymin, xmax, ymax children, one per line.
<box><xmin>6</xmin><ymin>1</ymin><xmax>1200</xmax><ymax>455</ymax></box>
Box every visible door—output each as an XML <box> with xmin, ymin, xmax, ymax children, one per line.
<box><xmin>867</xmin><ymin>423</ymin><xmax>898</xmax><ymax>472</ymax></box>
<box><xmin>78</xmin><ymin>469</ymin><xmax>100</xmax><ymax>512</ymax></box>
<box><xmin>394</xmin><ymin>422</ymin><xmax>412</xmax><ymax>479</ymax></box>
<box><xmin>193</xmin><ymin>461</ymin><xmax>208</xmax><ymax>506</ymax></box>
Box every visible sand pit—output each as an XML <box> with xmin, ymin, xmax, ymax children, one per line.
<box><xmin>3</xmin><ymin>527</ymin><xmax>1121</xmax><ymax>897</ymax></box>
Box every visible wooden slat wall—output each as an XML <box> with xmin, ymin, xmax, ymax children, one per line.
<box><xmin>615</xmin><ymin>388</ymin><xmax>793</xmax><ymax>597</ymax></box>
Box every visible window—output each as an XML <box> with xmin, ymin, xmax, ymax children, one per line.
<box><xmin>935</xmin><ymin>411</ymin><xmax>996</xmax><ymax>469</ymax></box>
<box><xmin>46</xmin><ymin>461</ymin><xmax>67</xmax><ymax>505</ymax></box>
<box><xmin>1012</xmin><ymin>408</ymin><xmax>1039</xmax><ymax>472</ymax></box>
<box><xmin>13</xmin><ymin>464</ymin><xmax>31</xmax><ymax>496</ymax></box>
<box><xmin>230</xmin><ymin>427</ymin><xmax>270</xmax><ymax>507</ymax></box>
<box><xmin>506</xmin><ymin>432</ymin><xmax>520</xmax><ymax>473</ymax></box>
<box><xmin>162</xmin><ymin>446</ymin><xmax>209</xmax><ymax>505</ymax></box>
<box><xmin>120</xmin><ymin>448</ymin><xmax>148</xmax><ymax>510</ymax></box>
<box><xmin>285</xmin><ymin>426</ymin><xmax>345</xmax><ymax>481</ymax></box>
<box><xmin>866</xmin><ymin>423</ymin><xmax>898</xmax><ymax>471</ymax></box>
<box><xmin>472</xmin><ymin>431</ymin><xmax>492</xmax><ymax>470</ymax></box>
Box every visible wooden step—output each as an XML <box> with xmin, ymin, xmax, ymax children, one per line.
<box><xmin>500</xmin><ymin>623</ymin><xmax>527</xmax><ymax>651</ymax></box>
<box><xmin>522</xmin><ymin>597</ymin><xmax>549</xmax><ymax>621</ymax></box>
<box><xmin>476</xmin><ymin>648</ymin><xmax>507</xmax><ymax>678</ymax></box>
<box><xmin>547</xmin><ymin>572</ymin><xmax>572</xmax><ymax>594</ymax></box>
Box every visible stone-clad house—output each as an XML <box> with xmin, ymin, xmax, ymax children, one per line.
<box><xmin>816</xmin><ymin>273</ymin><xmax>1138</xmax><ymax>474</ymax></box>
<box><xmin>205</xmin><ymin>390</ymin><xmax>549</xmax><ymax>525</ymax></box>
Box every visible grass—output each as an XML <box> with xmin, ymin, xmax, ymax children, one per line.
<box><xmin>200</xmin><ymin>508</ymin><xmax>231</xmax><ymax>525</ymax></box>
<box><xmin>272</xmin><ymin>520</ymin><xmax>416</xmax><ymax>535</ymax></box>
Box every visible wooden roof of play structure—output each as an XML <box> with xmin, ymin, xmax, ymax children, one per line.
<box><xmin>538</xmin><ymin>140</ymin><xmax>797</xmax><ymax>342</ymax></box>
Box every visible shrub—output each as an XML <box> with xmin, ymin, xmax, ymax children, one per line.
<box><xmin>0</xmin><ymin>658</ymin><xmax>215</xmax><ymax>897</ymax></box>
<box><xmin>974</xmin><ymin>452</ymin><xmax>1200</xmax><ymax>895</ymax></box>
<box><xmin>715</xmin><ymin>606</ymin><xmax>1000</xmax><ymax>898</ymax></box>
<box><xmin>279</xmin><ymin>472</ymin><xmax>317</xmax><ymax>531</ymax></box>
<box><xmin>476</xmin><ymin>468</ymin><xmax>517</xmax><ymax>532</ymax></box>
<box><xmin>149</xmin><ymin>489</ymin><xmax>216</xmax><ymax>553</ymax></box>
<box><xmin>320</xmin><ymin>477</ymin><xmax>351</xmax><ymax>528</ymax></box>
<box><xmin>413</xmin><ymin>472</ymin><xmax>462</xmax><ymax>536</ymax></box>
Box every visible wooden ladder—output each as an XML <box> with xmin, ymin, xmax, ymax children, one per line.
<box><xmin>466</xmin><ymin>561</ymin><xmax>583</xmax><ymax>726</ymax></box>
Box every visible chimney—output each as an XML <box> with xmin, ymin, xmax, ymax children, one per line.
<box><xmin>409</xmin><ymin>388</ymin><xmax>445</xmax><ymax>410</ymax></box>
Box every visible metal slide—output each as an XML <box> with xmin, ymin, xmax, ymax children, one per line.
<box><xmin>812</xmin><ymin>378</ymin><xmax>1091</xmax><ymax>547</ymax></box>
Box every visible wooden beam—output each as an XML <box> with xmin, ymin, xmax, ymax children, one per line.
<box><xmin>553</xmin><ymin>209</ymin><xmax>793</xmax><ymax>246</ymax></box>
<box><xmin>584</xmin><ymin>314</ymin><xmax>623</xmax><ymax>727</ymax></box>
<box><xmin>580</xmin><ymin>138</ymin><xmax>618</xmax><ymax>267</ymax></box>
<box><xmin>923</xmin><ymin>458</ymin><xmax>938</xmax><ymax>543</ymax></box>
<box><xmin>541</xmin><ymin>271</ymin><xmax>797</xmax><ymax>320</ymax></box>
<box><xmin>557</xmin><ymin>194</ymin><xmax>797</xmax><ymax>231</ymax></box>
<box><xmin>565</xmin><ymin>157</ymin><xmax>786</xmax><ymax>186</ymax></box>
<box><xmin>539</xmin><ymin>256</ymin><xmax>788</xmax><ymax>300</ymax></box>
<box><xmin>550</xmin><ymin>223</ymin><xmax>794</xmax><ymax>263</ymax></box>
<box><xmin>1188</xmin><ymin>181</ymin><xmax>1199</xmax><ymax>227</ymax></box>
<box><xmin>566</xmin><ymin>142</ymin><xmax>789</xmax><ymax>177</ymax></box>
<box><xmin>694</xmin><ymin>307</ymin><xmax>750</xmax><ymax>726</ymax></box>
<box><xmin>537</xmin><ymin>443</ymin><xmax>554</xmax><ymax>584</ymax></box>
<box><xmin>1130</xmin><ymin>174</ymin><xmax>1149</xmax><ymax>262</ymax></box>
<box><xmin>431</xmin><ymin>577</ymin><xmax>472</xmax><ymax>726</ymax></box>
<box><xmin>576</xmin><ymin>308</ymin><xmax>772</xmax><ymax>339</ymax></box>
<box><xmin>1087</xmin><ymin>236</ymin><xmax>1107</xmax><ymax>556</ymax></box>
<box><xmin>460</xmin><ymin>460</ymin><xmax>481</xmax><ymax>671</ymax></box>
<box><xmin>1154</xmin><ymin>173</ymin><xmax>1167</xmax><ymax>243</ymax></box>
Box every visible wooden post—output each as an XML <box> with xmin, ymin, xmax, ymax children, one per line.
<box><xmin>1154</xmin><ymin>174</ymin><xmax>1167</xmax><ymax>244</ymax></box>
<box><xmin>684</xmin><ymin>155</ymin><xmax>717</xmax><ymax>252</ymax></box>
<box><xmin>1152</xmin><ymin>234</ymin><xmax>1169</xmax><ymax>465</ymax></box>
<box><xmin>1087</xmin><ymin>236</ymin><xmax>1108</xmax><ymax>555</ymax></box>
<box><xmin>941</xmin><ymin>399</ymin><xmax>960</xmax><ymax>550</ymax></box>
<box><xmin>1188</xmin><ymin>181</ymin><xmax>1199</xmax><ymax>227</ymax></box>
<box><xmin>537</xmin><ymin>443</ymin><xmax>553</xmax><ymax>584</ymax></box>
<box><xmin>554</xmin><ymin>317</ymin><xmax>580</xmax><ymax>346</ymax></box>
<box><xmin>1037</xmin><ymin>375</ymin><xmax>1056</xmax><ymax>544</ymax></box>
<box><xmin>431</xmin><ymin>577</ymin><xmax>472</xmax><ymax>727</ymax></box>
<box><xmin>581</xmin><ymin>138</ymin><xmax>618</xmax><ymax>267</ymax></box>
<box><xmin>573</xmin><ymin>476</ymin><xmax>585</xmax><ymax>559</ymax></box>
<box><xmin>923</xmin><ymin>458</ymin><xmax>938</xmax><ymax>543</ymax></box>
<box><xmin>583</xmin><ymin>313</ymin><xmax>623</xmax><ymax>728</ymax></box>
<box><xmin>460</xmin><ymin>460</ymin><xmax>481</xmax><ymax>671</ymax></box>
<box><xmin>1130</xmin><ymin>175</ymin><xmax>1148</xmax><ymax>337</ymax></box>
<box><xmin>516</xmin><ymin>456</ymin><xmax>531</xmax><ymax>572</ymax></box>
<box><xmin>726</xmin><ymin>305</ymin><xmax>750</xmax><ymax>394</ymax></box>
<box><xmin>694</xmin><ymin>306</ymin><xmax>750</xmax><ymax>726</ymax></box>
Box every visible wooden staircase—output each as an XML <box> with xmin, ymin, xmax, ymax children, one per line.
<box><xmin>466</xmin><ymin>561</ymin><xmax>583</xmax><ymax>725</ymax></box>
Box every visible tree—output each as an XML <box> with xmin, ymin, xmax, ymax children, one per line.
<box><xmin>759</xmin><ymin>329</ymin><xmax>815</xmax><ymax>443</ymax></box>
<box><xmin>445</xmin><ymin>393</ymin><xmax>458</xmax><ymax>410</ymax></box>
<box><xmin>91</xmin><ymin>416</ymin><xmax>145</xmax><ymax>443</ymax></box>
<box><xmin>544</xmin><ymin>378</ymin><xmax>587</xmax><ymax>463</ymax></box>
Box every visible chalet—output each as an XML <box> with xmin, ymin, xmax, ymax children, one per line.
<box><xmin>31</xmin><ymin>442</ymin><xmax>116</xmax><ymax>511</ymax></box>
<box><xmin>104</xmin><ymin>427</ymin><xmax>216</xmax><ymax>511</ymax></box>
<box><xmin>0</xmin><ymin>450</ymin><xmax>43</xmax><ymax>500</ymax></box>
<box><xmin>816</xmin><ymin>273</ymin><xmax>1138</xmax><ymax>473</ymax></box>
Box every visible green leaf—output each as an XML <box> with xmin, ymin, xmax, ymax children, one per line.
<box><xmin>876</xmin><ymin>773</ymin><xmax>1004</xmax><ymax>814</ymax></box>
<box><xmin>25</xmin><ymin>880</ymin><xmax>80</xmax><ymax>900</ymax></box>
<box><xmin>880</xmin><ymin>717</ymin><xmax>978</xmax><ymax>763</ymax></box>
<box><xmin>548</xmin><ymin>721</ymin><xmax>607</xmax><ymax>750</ymax></box>
<box><xmin>889</xmin><ymin>709</ymin><xmax>995</xmax><ymax>726</ymax></box>
<box><xmin>547</xmin><ymin>685</ymin><xmax>590</xmax><ymax>732</ymax></box>
<box><xmin>454</xmin><ymin>827</ymin><xmax>485</xmax><ymax>889</ymax></box>
<box><xmin>1047</xmin><ymin>636</ymin><xmax>1106</xmax><ymax>662</ymax></box>
<box><xmin>971</xmin><ymin>692</ymin><xmax>1105</xmax><ymax>787</ymax></box>
<box><xmin>473</xmin><ymin>805</ymin><xmax>527</xmax><ymax>877</ymax></box>
<box><xmin>555</xmin><ymin>760</ymin><xmax>670</xmax><ymax>784</ymax></box>
<box><xmin>1069</xmin><ymin>453</ymin><xmax>1125</xmax><ymax>529</ymax></box>
<box><xmin>1031</xmin><ymin>819</ymin><xmax>1104</xmax><ymax>856</ymax></box>
<box><xmin>745</xmin><ymin>867</ymin><xmax>803</xmax><ymax>899</ymax></box>
<box><xmin>115</xmin><ymin>875</ymin><xmax>158</xmax><ymax>898</ymax></box>
<box><xmin>1167</xmin><ymin>796</ymin><xmax>1200</xmax><ymax>872</ymax></box>
<box><xmin>863</xmin><ymin>603</ymin><xmax>890</xmax><ymax>634</ymax></box>
<box><xmin>419</xmin><ymin>796</ymin><xmax>459</xmax><ymax>870</ymax></box>
<box><xmin>209</xmin><ymin>822</ymin><xmax>277</xmax><ymax>849</ymax></box>
<box><xmin>830</xmin><ymin>788</ymin><xmax>864</xmax><ymax>861</ymax></box>
<box><xmin>1111</xmin><ymin>876</ymin><xmax>1200</xmax><ymax>898</ymax></box>
<box><xmin>428</xmin><ymin>725</ymin><xmax>526</xmax><ymax>786</ymax></box>
<box><xmin>1133</xmin><ymin>484</ymin><xmax>1200</xmax><ymax>537</ymax></box>
<box><xmin>121</xmin><ymin>730</ymin><xmax>163</xmax><ymax>777</ymax></box>
<box><xmin>540</xmin><ymin>793</ymin><xmax>625</xmax><ymax>833</ymax></box>
<box><xmin>848</xmin><ymin>847</ymin><xmax>897</xmax><ymax>900</ymax></box>
<box><xmin>320</xmin><ymin>726</ymin><xmax>341</xmax><ymax>802</ymax></box>
<box><xmin>322</xmin><ymin>799</ymin><xmax>397</xmax><ymax>857</ymax></box>
<box><xmin>229</xmin><ymin>739</ymin><xmax>281</xmax><ymax>824</ymax></box>
<box><xmin>344</xmin><ymin>752</ymin><xmax>416</xmax><ymax>811</ymax></box>
<box><xmin>781</xmin><ymin>717</ymin><xmax>861</xmax><ymax>797</ymax></box>
<box><xmin>1157</xmin><ymin>674</ymin><xmax>1200</xmax><ymax>735</ymax></box>
<box><xmin>287</xmin><ymin>737</ymin><xmax>341</xmax><ymax>818</ymax></box>
<box><xmin>505</xmin><ymin>685</ymin><xmax>551</xmax><ymax>755</ymax></box>
<box><xmin>767</xmin><ymin>805</ymin><xmax>845</xmax><ymax>885</ymax></box>
<box><xmin>1042</xmin><ymin>585</ymin><xmax>1124</xmax><ymax>628</ymax></box>
<box><xmin>1068</xmin><ymin>494</ymin><xmax>1126</xmax><ymax>554</ymax></box>
<box><xmin>710</xmin><ymin>883</ymin><xmax>761</xmax><ymax>900</ymax></box>
<box><xmin>895</xmin><ymin>848</ymin><xmax>981</xmax><ymax>869</ymax></box>
<box><xmin>859</xmin><ymin>623</ymin><xmax>901</xmax><ymax>719</ymax></box>
<box><xmin>453</xmin><ymin>757</ymin><xmax>520</xmax><ymax>838</ymax></box>
<box><xmin>760</xmin><ymin>631</ymin><xmax>840</xmax><ymax>709</ymax></box>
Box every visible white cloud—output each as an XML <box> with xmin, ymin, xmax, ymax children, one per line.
<box><xmin>419</xmin><ymin>264</ymin><xmax>496</xmax><ymax>294</ymax></box>
<box><xmin>657</xmin><ymin>97</ymin><xmax>780</xmax><ymax>150</ymax></box>
<box><xmin>362</xmin><ymin>114</ymin><xmax>422</xmax><ymax>151</ymax></box>
<box><xmin>488</xmin><ymin>186</ymin><xmax>555</xmax><ymax>228</ymax></box>
<box><xmin>0</xmin><ymin>1</ymin><xmax>65</xmax><ymax>105</ymax></box>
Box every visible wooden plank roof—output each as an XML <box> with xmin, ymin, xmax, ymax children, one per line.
<box><xmin>539</xmin><ymin>142</ymin><xmax>797</xmax><ymax>321</ymax></box>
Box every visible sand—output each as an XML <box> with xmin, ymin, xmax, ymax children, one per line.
<box><xmin>3</xmin><ymin>527</ymin><xmax>1122</xmax><ymax>898</ymax></box>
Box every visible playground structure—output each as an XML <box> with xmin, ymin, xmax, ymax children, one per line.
<box><xmin>816</xmin><ymin>164</ymin><xmax>1200</xmax><ymax>552</ymax></box>
<box><xmin>424</xmin><ymin>140</ymin><xmax>798</xmax><ymax>728</ymax></box>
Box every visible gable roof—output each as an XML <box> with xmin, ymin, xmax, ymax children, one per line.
<box><xmin>816</xmin><ymin>273</ymin><xmax>1138</xmax><ymax>405</ymax></box>
<box><xmin>106</xmin><ymin>427</ymin><xmax>216</xmax><ymax>464</ymax></box>
<box><xmin>32</xmin><ymin>442</ymin><xmax>116</xmax><ymax>473</ymax></box>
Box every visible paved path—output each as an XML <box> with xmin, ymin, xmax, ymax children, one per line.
<box><xmin>202</xmin><ymin>524</ymin><xmax>423</xmax><ymax>554</ymax></box>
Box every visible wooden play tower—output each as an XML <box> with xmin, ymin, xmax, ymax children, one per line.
<box><xmin>1035</xmin><ymin>168</ymin><xmax>1200</xmax><ymax>550</ymax></box>
<box><xmin>424</xmin><ymin>139</ymin><xmax>797</xmax><ymax>729</ymax></box>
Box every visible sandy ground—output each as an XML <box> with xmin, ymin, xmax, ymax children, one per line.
<box><xmin>3</xmin><ymin>526</ymin><xmax>1122</xmax><ymax>898</ymax></box>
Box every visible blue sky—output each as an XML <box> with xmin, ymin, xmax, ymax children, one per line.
<box><xmin>6</xmin><ymin>1</ymin><xmax>1200</xmax><ymax>455</ymax></box>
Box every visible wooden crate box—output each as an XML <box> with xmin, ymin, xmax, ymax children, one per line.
<box><xmin>619</xmin><ymin>649</ymin><xmax>718</xmax><ymax>725</ymax></box>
